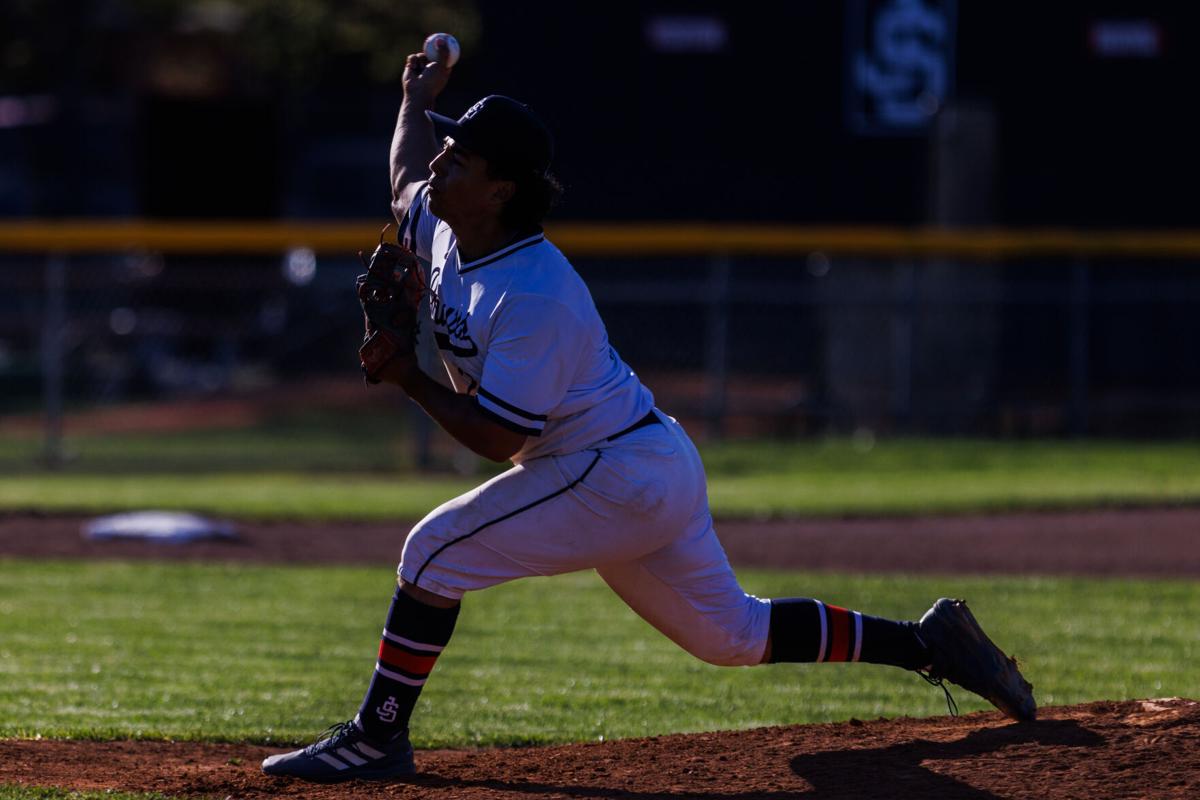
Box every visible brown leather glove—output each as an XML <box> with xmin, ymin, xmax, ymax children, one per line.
<box><xmin>356</xmin><ymin>226</ymin><xmax>426</xmax><ymax>385</ymax></box>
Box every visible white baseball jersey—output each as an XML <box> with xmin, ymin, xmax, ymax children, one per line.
<box><xmin>398</xmin><ymin>182</ymin><xmax>654</xmax><ymax>463</ymax></box>
<box><xmin>394</xmin><ymin>181</ymin><xmax>770</xmax><ymax>669</ymax></box>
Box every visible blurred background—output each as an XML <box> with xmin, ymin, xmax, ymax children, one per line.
<box><xmin>3</xmin><ymin>0</ymin><xmax>1199</xmax><ymax>473</ymax></box>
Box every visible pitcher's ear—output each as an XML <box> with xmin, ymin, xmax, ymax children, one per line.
<box><xmin>492</xmin><ymin>180</ymin><xmax>516</xmax><ymax>205</ymax></box>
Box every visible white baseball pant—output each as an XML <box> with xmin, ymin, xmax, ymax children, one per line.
<box><xmin>398</xmin><ymin>411</ymin><xmax>771</xmax><ymax>667</ymax></box>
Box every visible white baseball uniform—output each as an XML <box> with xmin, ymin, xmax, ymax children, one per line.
<box><xmin>396</xmin><ymin>184</ymin><xmax>771</xmax><ymax>666</ymax></box>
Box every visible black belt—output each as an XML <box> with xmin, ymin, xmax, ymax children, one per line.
<box><xmin>606</xmin><ymin>410</ymin><xmax>662</xmax><ymax>441</ymax></box>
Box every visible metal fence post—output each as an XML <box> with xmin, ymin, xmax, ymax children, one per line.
<box><xmin>41</xmin><ymin>254</ymin><xmax>67</xmax><ymax>468</ymax></box>
<box><xmin>411</xmin><ymin>404</ymin><xmax>433</xmax><ymax>470</ymax></box>
<box><xmin>1068</xmin><ymin>258</ymin><xmax>1091</xmax><ymax>435</ymax></box>
<box><xmin>704</xmin><ymin>254</ymin><xmax>731</xmax><ymax>439</ymax></box>
<box><xmin>891</xmin><ymin>261</ymin><xmax>916</xmax><ymax>431</ymax></box>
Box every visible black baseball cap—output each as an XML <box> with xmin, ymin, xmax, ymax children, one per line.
<box><xmin>426</xmin><ymin>95</ymin><xmax>554</xmax><ymax>178</ymax></box>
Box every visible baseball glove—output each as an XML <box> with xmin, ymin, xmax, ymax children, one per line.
<box><xmin>356</xmin><ymin>225</ymin><xmax>425</xmax><ymax>385</ymax></box>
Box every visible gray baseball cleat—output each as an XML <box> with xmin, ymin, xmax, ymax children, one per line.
<box><xmin>261</xmin><ymin>720</ymin><xmax>414</xmax><ymax>782</ymax></box>
<box><xmin>917</xmin><ymin>598</ymin><xmax>1036</xmax><ymax>722</ymax></box>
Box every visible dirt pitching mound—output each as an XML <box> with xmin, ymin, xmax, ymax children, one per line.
<box><xmin>3</xmin><ymin>699</ymin><xmax>1197</xmax><ymax>799</ymax></box>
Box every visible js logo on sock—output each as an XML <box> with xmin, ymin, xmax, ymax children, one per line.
<box><xmin>376</xmin><ymin>696</ymin><xmax>399</xmax><ymax>723</ymax></box>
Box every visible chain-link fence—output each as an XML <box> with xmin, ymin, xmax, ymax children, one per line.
<box><xmin>4</xmin><ymin>223</ymin><xmax>1200</xmax><ymax>473</ymax></box>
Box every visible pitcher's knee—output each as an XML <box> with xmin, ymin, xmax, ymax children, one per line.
<box><xmin>396</xmin><ymin>517</ymin><xmax>464</xmax><ymax>599</ymax></box>
<box><xmin>676</xmin><ymin>597</ymin><xmax>771</xmax><ymax>666</ymax></box>
<box><xmin>683</xmin><ymin>632</ymin><xmax>767</xmax><ymax>667</ymax></box>
<box><xmin>399</xmin><ymin>521</ymin><xmax>438</xmax><ymax>568</ymax></box>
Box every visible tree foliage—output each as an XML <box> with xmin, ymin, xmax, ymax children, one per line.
<box><xmin>1</xmin><ymin>0</ymin><xmax>481</xmax><ymax>91</ymax></box>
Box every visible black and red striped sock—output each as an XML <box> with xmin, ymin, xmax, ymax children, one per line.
<box><xmin>767</xmin><ymin>598</ymin><xmax>929</xmax><ymax>669</ymax></box>
<box><xmin>354</xmin><ymin>586</ymin><xmax>459</xmax><ymax>742</ymax></box>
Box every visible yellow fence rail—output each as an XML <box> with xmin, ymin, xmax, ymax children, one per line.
<box><xmin>2</xmin><ymin>220</ymin><xmax>1200</xmax><ymax>258</ymax></box>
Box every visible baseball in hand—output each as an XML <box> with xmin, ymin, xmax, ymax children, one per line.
<box><xmin>424</xmin><ymin>33</ymin><xmax>461</xmax><ymax>67</ymax></box>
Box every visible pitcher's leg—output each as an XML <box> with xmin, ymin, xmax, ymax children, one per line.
<box><xmin>401</xmin><ymin>446</ymin><xmax>681</xmax><ymax>599</ymax></box>
<box><xmin>595</xmin><ymin>511</ymin><xmax>930</xmax><ymax>671</ymax></box>
<box><xmin>265</xmin><ymin>448</ymin><xmax>651</xmax><ymax>783</ymax></box>
<box><xmin>765</xmin><ymin>598</ymin><xmax>929</xmax><ymax>668</ymax></box>
<box><xmin>597</xmin><ymin>517</ymin><xmax>771</xmax><ymax>667</ymax></box>
<box><xmin>399</xmin><ymin>450</ymin><xmax>607</xmax><ymax>598</ymax></box>
<box><xmin>261</xmin><ymin>582</ymin><xmax>456</xmax><ymax>781</ymax></box>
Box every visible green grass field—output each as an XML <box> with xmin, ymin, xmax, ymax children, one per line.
<box><xmin>3</xmin><ymin>435</ymin><xmax>1200</xmax><ymax>518</ymax></box>
<box><xmin>2</xmin><ymin>559</ymin><xmax>1196</xmax><ymax>748</ymax></box>
<box><xmin>0</xmin><ymin>790</ymin><xmax>173</xmax><ymax>800</ymax></box>
<box><xmin>2</xmin><ymin>429</ymin><xmax>1198</xmax><ymax>800</ymax></box>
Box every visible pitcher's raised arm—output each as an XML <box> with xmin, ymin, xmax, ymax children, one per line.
<box><xmin>390</xmin><ymin>43</ymin><xmax>454</xmax><ymax>223</ymax></box>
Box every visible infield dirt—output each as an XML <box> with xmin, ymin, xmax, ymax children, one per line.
<box><xmin>3</xmin><ymin>508</ymin><xmax>1198</xmax><ymax>798</ymax></box>
<box><xmin>2</xmin><ymin>699</ymin><xmax>1198</xmax><ymax>799</ymax></box>
<box><xmin>5</xmin><ymin>506</ymin><xmax>1200</xmax><ymax>577</ymax></box>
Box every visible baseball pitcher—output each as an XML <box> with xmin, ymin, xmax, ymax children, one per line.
<box><xmin>263</xmin><ymin>40</ymin><xmax>1035</xmax><ymax>783</ymax></box>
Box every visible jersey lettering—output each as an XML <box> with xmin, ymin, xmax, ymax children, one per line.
<box><xmin>428</xmin><ymin>265</ymin><xmax>479</xmax><ymax>357</ymax></box>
